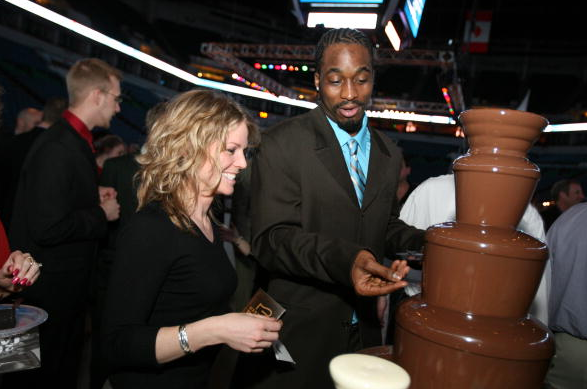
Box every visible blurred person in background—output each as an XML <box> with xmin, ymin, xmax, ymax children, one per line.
<box><xmin>0</xmin><ymin>86</ymin><xmax>42</xmax><ymax>303</ymax></box>
<box><xmin>94</xmin><ymin>133</ymin><xmax>126</xmax><ymax>175</ymax></box>
<box><xmin>544</xmin><ymin>202</ymin><xmax>587</xmax><ymax>389</ymax></box>
<box><xmin>0</xmin><ymin>97</ymin><xmax>68</xmax><ymax>226</ymax></box>
<box><xmin>540</xmin><ymin>179</ymin><xmax>585</xmax><ymax>231</ymax></box>
<box><xmin>13</xmin><ymin>107</ymin><xmax>42</xmax><ymax>135</ymax></box>
<box><xmin>0</xmin><ymin>85</ymin><xmax>42</xmax><ymax>387</ymax></box>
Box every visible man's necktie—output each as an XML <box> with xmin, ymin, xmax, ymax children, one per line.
<box><xmin>348</xmin><ymin>139</ymin><xmax>366</xmax><ymax>206</ymax></box>
<box><xmin>348</xmin><ymin>139</ymin><xmax>366</xmax><ymax>325</ymax></box>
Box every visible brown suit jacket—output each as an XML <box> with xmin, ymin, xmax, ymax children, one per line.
<box><xmin>244</xmin><ymin>107</ymin><xmax>424</xmax><ymax>389</ymax></box>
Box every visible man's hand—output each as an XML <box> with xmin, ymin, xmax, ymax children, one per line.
<box><xmin>100</xmin><ymin>197</ymin><xmax>120</xmax><ymax>221</ymax></box>
<box><xmin>99</xmin><ymin>186</ymin><xmax>117</xmax><ymax>202</ymax></box>
<box><xmin>351</xmin><ymin>250</ymin><xmax>410</xmax><ymax>296</ymax></box>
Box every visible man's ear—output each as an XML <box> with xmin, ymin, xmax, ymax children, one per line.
<box><xmin>90</xmin><ymin>88</ymin><xmax>103</xmax><ymax>106</ymax></box>
<box><xmin>314</xmin><ymin>72</ymin><xmax>320</xmax><ymax>91</ymax></box>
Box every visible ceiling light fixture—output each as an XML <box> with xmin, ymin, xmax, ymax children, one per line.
<box><xmin>3</xmin><ymin>0</ymin><xmax>316</xmax><ymax>109</ymax></box>
<box><xmin>367</xmin><ymin>109</ymin><xmax>457</xmax><ymax>125</ymax></box>
<box><xmin>384</xmin><ymin>21</ymin><xmax>401</xmax><ymax>51</ymax></box>
<box><xmin>543</xmin><ymin>123</ymin><xmax>587</xmax><ymax>132</ymax></box>
<box><xmin>5</xmin><ymin>0</ymin><xmax>460</xmax><ymax>125</ymax></box>
<box><xmin>309</xmin><ymin>3</ymin><xmax>380</xmax><ymax>8</ymax></box>
<box><xmin>307</xmin><ymin>12</ymin><xmax>378</xmax><ymax>29</ymax></box>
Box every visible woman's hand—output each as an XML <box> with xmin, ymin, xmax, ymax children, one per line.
<box><xmin>215</xmin><ymin>312</ymin><xmax>282</xmax><ymax>353</ymax></box>
<box><xmin>155</xmin><ymin>312</ymin><xmax>282</xmax><ymax>364</ymax></box>
<box><xmin>0</xmin><ymin>250</ymin><xmax>42</xmax><ymax>294</ymax></box>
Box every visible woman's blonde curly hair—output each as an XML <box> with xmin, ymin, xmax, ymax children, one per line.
<box><xmin>136</xmin><ymin>89</ymin><xmax>258</xmax><ymax>232</ymax></box>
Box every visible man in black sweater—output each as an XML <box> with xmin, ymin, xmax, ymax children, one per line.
<box><xmin>8</xmin><ymin>58</ymin><xmax>121</xmax><ymax>388</ymax></box>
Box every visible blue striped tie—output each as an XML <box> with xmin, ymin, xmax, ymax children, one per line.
<box><xmin>348</xmin><ymin>139</ymin><xmax>366</xmax><ymax>206</ymax></box>
<box><xmin>348</xmin><ymin>139</ymin><xmax>365</xmax><ymax>325</ymax></box>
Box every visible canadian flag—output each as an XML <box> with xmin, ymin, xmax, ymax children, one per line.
<box><xmin>463</xmin><ymin>11</ymin><xmax>492</xmax><ymax>53</ymax></box>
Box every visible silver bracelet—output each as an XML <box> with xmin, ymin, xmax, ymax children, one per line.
<box><xmin>178</xmin><ymin>324</ymin><xmax>194</xmax><ymax>354</ymax></box>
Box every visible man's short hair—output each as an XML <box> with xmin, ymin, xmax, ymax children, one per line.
<box><xmin>42</xmin><ymin>97</ymin><xmax>68</xmax><ymax>124</ymax></box>
<box><xmin>315</xmin><ymin>28</ymin><xmax>374</xmax><ymax>72</ymax></box>
<box><xmin>66</xmin><ymin>58</ymin><xmax>122</xmax><ymax>107</ymax></box>
<box><xmin>551</xmin><ymin>179</ymin><xmax>581</xmax><ymax>200</ymax></box>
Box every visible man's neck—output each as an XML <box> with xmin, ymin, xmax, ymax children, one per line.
<box><xmin>68</xmin><ymin>106</ymin><xmax>95</xmax><ymax>131</ymax></box>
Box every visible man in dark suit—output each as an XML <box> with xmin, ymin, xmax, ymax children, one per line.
<box><xmin>8</xmin><ymin>58</ymin><xmax>121</xmax><ymax>388</ymax></box>
<box><xmin>0</xmin><ymin>97</ymin><xmax>68</xmax><ymax>227</ymax></box>
<box><xmin>240</xmin><ymin>29</ymin><xmax>425</xmax><ymax>389</ymax></box>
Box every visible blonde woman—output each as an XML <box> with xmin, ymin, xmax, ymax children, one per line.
<box><xmin>102</xmin><ymin>90</ymin><xmax>281</xmax><ymax>389</ymax></box>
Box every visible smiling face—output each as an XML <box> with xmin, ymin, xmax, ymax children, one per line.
<box><xmin>314</xmin><ymin>43</ymin><xmax>374</xmax><ymax>135</ymax></box>
<box><xmin>199</xmin><ymin>120</ymin><xmax>248</xmax><ymax>198</ymax></box>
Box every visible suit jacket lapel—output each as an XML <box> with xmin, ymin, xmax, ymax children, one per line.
<box><xmin>362</xmin><ymin>128</ymin><xmax>392</xmax><ymax>211</ymax></box>
<box><xmin>61</xmin><ymin>121</ymin><xmax>99</xmax><ymax>181</ymax></box>
<box><xmin>312</xmin><ymin>108</ymin><xmax>359</xmax><ymax>206</ymax></box>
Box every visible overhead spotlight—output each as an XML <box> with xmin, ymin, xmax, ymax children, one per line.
<box><xmin>385</xmin><ymin>20</ymin><xmax>401</xmax><ymax>51</ymax></box>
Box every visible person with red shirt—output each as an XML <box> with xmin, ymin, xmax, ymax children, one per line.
<box><xmin>7</xmin><ymin>58</ymin><xmax>121</xmax><ymax>388</ymax></box>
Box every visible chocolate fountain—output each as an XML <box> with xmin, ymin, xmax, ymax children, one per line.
<box><xmin>393</xmin><ymin>108</ymin><xmax>554</xmax><ymax>388</ymax></box>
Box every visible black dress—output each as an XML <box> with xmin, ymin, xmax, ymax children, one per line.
<box><xmin>102</xmin><ymin>202</ymin><xmax>237</xmax><ymax>389</ymax></box>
